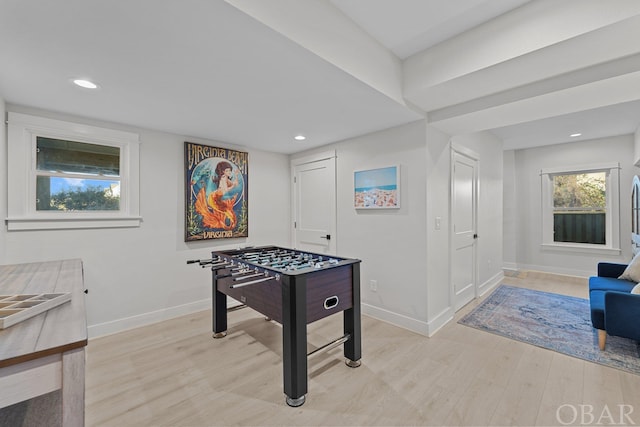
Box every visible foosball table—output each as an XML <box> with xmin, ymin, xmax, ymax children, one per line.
<box><xmin>189</xmin><ymin>246</ymin><xmax>362</xmax><ymax>407</ymax></box>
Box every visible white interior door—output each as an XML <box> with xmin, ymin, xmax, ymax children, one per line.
<box><xmin>452</xmin><ymin>149</ymin><xmax>478</xmax><ymax>311</ymax></box>
<box><xmin>292</xmin><ymin>153</ymin><xmax>336</xmax><ymax>255</ymax></box>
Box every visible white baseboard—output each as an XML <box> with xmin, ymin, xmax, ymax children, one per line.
<box><xmin>504</xmin><ymin>262</ymin><xmax>589</xmax><ymax>278</ymax></box>
<box><xmin>87</xmin><ymin>273</ymin><xmax>501</xmax><ymax>341</ymax></box>
<box><xmin>88</xmin><ymin>299</ymin><xmax>211</xmax><ymax>339</ymax></box>
<box><xmin>426</xmin><ymin>307</ymin><xmax>453</xmax><ymax>337</ymax></box>
<box><xmin>503</xmin><ymin>262</ymin><xmax>518</xmax><ymax>269</ymax></box>
<box><xmin>478</xmin><ymin>271</ymin><xmax>503</xmax><ymax>296</ymax></box>
<box><xmin>362</xmin><ymin>303</ymin><xmax>430</xmax><ymax>337</ymax></box>
<box><xmin>364</xmin><ymin>271</ymin><xmax>504</xmax><ymax>339</ymax></box>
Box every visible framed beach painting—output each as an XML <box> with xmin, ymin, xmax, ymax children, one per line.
<box><xmin>354</xmin><ymin>165</ymin><xmax>400</xmax><ymax>209</ymax></box>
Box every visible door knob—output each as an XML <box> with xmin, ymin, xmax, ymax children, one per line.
<box><xmin>321</xmin><ymin>234</ymin><xmax>331</xmax><ymax>240</ymax></box>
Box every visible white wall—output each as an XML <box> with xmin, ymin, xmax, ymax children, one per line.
<box><xmin>423</xmin><ymin>130</ymin><xmax>505</xmax><ymax>334</ymax></box>
<box><xmin>425</xmin><ymin>125</ymin><xmax>452</xmax><ymax>333</ymax></box>
<box><xmin>506</xmin><ymin>135</ymin><xmax>638</xmax><ymax>277</ymax></box>
<box><xmin>321</xmin><ymin>120</ymin><xmax>430</xmax><ymax>333</ymax></box>
<box><xmin>1</xmin><ymin>105</ymin><xmax>290</xmax><ymax>338</ymax></box>
<box><xmin>292</xmin><ymin>121</ymin><xmax>504</xmax><ymax>336</ymax></box>
<box><xmin>0</xmin><ymin>97</ymin><xmax>6</xmax><ymax>264</ymax></box>
<box><xmin>1</xmin><ymin>104</ymin><xmax>504</xmax><ymax>339</ymax></box>
<box><xmin>502</xmin><ymin>150</ymin><xmax>518</xmax><ymax>271</ymax></box>
<box><xmin>635</xmin><ymin>125</ymin><xmax>640</xmax><ymax>166</ymax></box>
<box><xmin>451</xmin><ymin>132</ymin><xmax>505</xmax><ymax>293</ymax></box>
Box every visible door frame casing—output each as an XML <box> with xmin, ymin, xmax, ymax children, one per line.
<box><xmin>290</xmin><ymin>150</ymin><xmax>337</xmax><ymax>253</ymax></box>
<box><xmin>450</xmin><ymin>143</ymin><xmax>479</xmax><ymax>311</ymax></box>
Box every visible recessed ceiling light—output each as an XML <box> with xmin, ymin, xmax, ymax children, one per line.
<box><xmin>570</xmin><ymin>133</ymin><xmax>582</xmax><ymax>137</ymax></box>
<box><xmin>72</xmin><ymin>79</ymin><xmax>99</xmax><ymax>89</ymax></box>
<box><xmin>294</xmin><ymin>135</ymin><xmax>306</xmax><ymax>141</ymax></box>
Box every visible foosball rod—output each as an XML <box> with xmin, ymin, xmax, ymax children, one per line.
<box><xmin>215</xmin><ymin>265</ymin><xmax>256</xmax><ymax>279</ymax></box>
<box><xmin>229</xmin><ymin>276</ymin><xmax>276</xmax><ymax>289</ymax></box>
<box><xmin>233</xmin><ymin>272</ymin><xmax>265</xmax><ymax>281</ymax></box>
<box><xmin>186</xmin><ymin>258</ymin><xmax>232</xmax><ymax>269</ymax></box>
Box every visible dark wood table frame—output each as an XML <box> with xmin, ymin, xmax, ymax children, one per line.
<box><xmin>209</xmin><ymin>249</ymin><xmax>361</xmax><ymax>407</ymax></box>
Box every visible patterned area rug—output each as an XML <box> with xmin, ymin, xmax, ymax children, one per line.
<box><xmin>459</xmin><ymin>285</ymin><xmax>640</xmax><ymax>375</ymax></box>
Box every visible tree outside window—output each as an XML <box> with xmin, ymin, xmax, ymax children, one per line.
<box><xmin>552</xmin><ymin>172</ymin><xmax>606</xmax><ymax>244</ymax></box>
<box><xmin>35</xmin><ymin>137</ymin><xmax>121</xmax><ymax>212</ymax></box>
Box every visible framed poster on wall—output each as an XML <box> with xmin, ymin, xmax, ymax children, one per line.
<box><xmin>354</xmin><ymin>165</ymin><xmax>400</xmax><ymax>209</ymax></box>
<box><xmin>185</xmin><ymin>142</ymin><xmax>248</xmax><ymax>241</ymax></box>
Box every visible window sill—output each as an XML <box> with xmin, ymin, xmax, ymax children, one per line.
<box><xmin>541</xmin><ymin>243</ymin><xmax>621</xmax><ymax>256</ymax></box>
<box><xmin>6</xmin><ymin>215</ymin><xmax>142</xmax><ymax>231</ymax></box>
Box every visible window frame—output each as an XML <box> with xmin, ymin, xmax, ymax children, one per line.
<box><xmin>540</xmin><ymin>162</ymin><xmax>621</xmax><ymax>255</ymax></box>
<box><xmin>7</xmin><ymin>112</ymin><xmax>141</xmax><ymax>230</ymax></box>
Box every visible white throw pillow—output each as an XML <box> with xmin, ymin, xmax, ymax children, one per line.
<box><xmin>632</xmin><ymin>283</ymin><xmax>640</xmax><ymax>295</ymax></box>
<box><xmin>618</xmin><ymin>252</ymin><xmax>640</xmax><ymax>282</ymax></box>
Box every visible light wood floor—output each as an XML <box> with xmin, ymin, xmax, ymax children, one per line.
<box><xmin>85</xmin><ymin>273</ymin><xmax>640</xmax><ymax>426</ymax></box>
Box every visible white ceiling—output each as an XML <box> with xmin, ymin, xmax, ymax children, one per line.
<box><xmin>330</xmin><ymin>0</ymin><xmax>531</xmax><ymax>59</ymax></box>
<box><xmin>491</xmin><ymin>99</ymin><xmax>640</xmax><ymax>151</ymax></box>
<box><xmin>1</xmin><ymin>0</ymin><xmax>640</xmax><ymax>154</ymax></box>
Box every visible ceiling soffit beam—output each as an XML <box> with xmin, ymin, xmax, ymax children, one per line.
<box><xmin>403</xmin><ymin>1</ymin><xmax>640</xmax><ymax>112</ymax></box>
<box><xmin>429</xmin><ymin>51</ymin><xmax>640</xmax><ymax>123</ymax></box>
<box><xmin>428</xmin><ymin>70</ymin><xmax>640</xmax><ymax>136</ymax></box>
<box><xmin>224</xmin><ymin>0</ymin><xmax>405</xmax><ymax>107</ymax></box>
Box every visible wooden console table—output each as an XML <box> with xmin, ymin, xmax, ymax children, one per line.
<box><xmin>0</xmin><ymin>259</ymin><xmax>87</xmax><ymax>426</ymax></box>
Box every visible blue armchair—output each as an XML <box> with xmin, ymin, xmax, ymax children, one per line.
<box><xmin>589</xmin><ymin>262</ymin><xmax>640</xmax><ymax>350</ymax></box>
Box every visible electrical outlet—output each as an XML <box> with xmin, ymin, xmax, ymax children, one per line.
<box><xmin>370</xmin><ymin>280</ymin><xmax>377</xmax><ymax>292</ymax></box>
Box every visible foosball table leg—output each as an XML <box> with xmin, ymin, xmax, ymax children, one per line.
<box><xmin>212</xmin><ymin>274</ymin><xmax>227</xmax><ymax>339</ymax></box>
<box><xmin>285</xmin><ymin>395</ymin><xmax>306</xmax><ymax>407</ymax></box>
<box><xmin>344</xmin><ymin>263</ymin><xmax>362</xmax><ymax>367</ymax></box>
<box><xmin>282</xmin><ymin>276</ymin><xmax>308</xmax><ymax>407</ymax></box>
